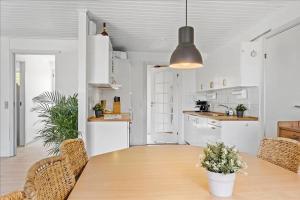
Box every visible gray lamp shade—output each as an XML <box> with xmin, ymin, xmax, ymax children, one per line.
<box><xmin>170</xmin><ymin>26</ymin><xmax>203</xmax><ymax>69</ymax></box>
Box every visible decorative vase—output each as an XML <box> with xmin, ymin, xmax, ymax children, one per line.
<box><xmin>95</xmin><ymin>110</ymin><xmax>103</xmax><ymax>118</ymax></box>
<box><xmin>236</xmin><ymin>111</ymin><xmax>244</xmax><ymax>118</ymax></box>
<box><xmin>207</xmin><ymin>171</ymin><xmax>236</xmax><ymax>197</ymax></box>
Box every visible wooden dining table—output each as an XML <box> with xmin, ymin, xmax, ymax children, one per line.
<box><xmin>68</xmin><ymin>145</ymin><xmax>300</xmax><ymax>200</ymax></box>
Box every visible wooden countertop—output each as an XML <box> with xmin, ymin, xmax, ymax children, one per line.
<box><xmin>88</xmin><ymin>113</ymin><xmax>131</xmax><ymax>122</ymax></box>
<box><xmin>183</xmin><ymin>111</ymin><xmax>258</xmax><ymax>121</ymax></box>
<box><xmin>68</xmin><ymin>145</ymin><xmax>300</xmax><ymax>200</ymax></box>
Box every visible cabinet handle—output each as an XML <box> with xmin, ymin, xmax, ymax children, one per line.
<box><xmin>211</xmin><ymin>121</ymin><xmax>216</xmax><ymax>123</ymax></box>
<box><xmin>211</xmin><ymin>127</ymin><xmax>216</xmax><ymax>130</ymax></box>
<box><xmin>294</xmin><ymin>105</ymin><xmax>300</xmax><ymax>109</ymax></box>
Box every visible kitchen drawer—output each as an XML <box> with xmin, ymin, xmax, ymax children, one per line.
<box><xmin>207</xmin><ymin>119</ymin><xmax>221</xmax><ymax>127</ymax></box>
<box><xmin>279</xmin><ymin>129</ymin><xmax>300</xmax><ymax>142</ymax></box>
<box><xmin>195</xmin><ymin>124</ymin><xmax>221</xmax><ymax>147</ymax></box>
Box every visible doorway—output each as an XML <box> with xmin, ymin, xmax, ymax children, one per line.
<box><xmin>147</xmin><ymin>65</ymin><xmax>179</xmax><ymax>144</ymax></box>
<box><xmin>14</xmin><ymin>54</ymin><xmax>55</xmax><ymax>150</ymax></box>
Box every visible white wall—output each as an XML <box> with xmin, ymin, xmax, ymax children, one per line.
<box><xmin>0</xmin><ymin>37</ymin><xmax>11</xmax><ymax>156</ymax></box>
<box><xmin>0</xmin><ymin>37</ymin><xmax>78</xmax><ymax>157</ymax></box>
<box><xmin>56</xmin><ymin>50</ymin><xmax>78</xmax><ymax>96</ymax></box>
<box><xmin>16</xmin><ymin>55</ymin><xmax>54</xmax><ymax>144</ymax></box>
<box><xmin>99</xmin><ymin>59</ymin><xmax>131</xmax><ymax>113</ymax></box>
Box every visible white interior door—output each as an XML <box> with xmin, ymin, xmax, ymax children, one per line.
<box><xmin>151</xmin><ymin>68</ymin><xmax>173</xmax><ymax>133</ymax></box>
<box><xmin>265</xmin><ymin>23</ymin><xmax>300</xmax><ymax>137</ymax></box>
<box><xmin>149</xmin><ymin>67</ymin><xmax>177</xmax><ymax>144</ymax></box>
<box><xmin>16</xmin><ymin>61</ymin><xmax>26</xmax><ymax>146</ymax></box>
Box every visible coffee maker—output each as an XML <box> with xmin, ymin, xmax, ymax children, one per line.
<box><xmin>195</xmin><ymin>100</ymin><xmax>210</xmax><ymax>112</ymax></box>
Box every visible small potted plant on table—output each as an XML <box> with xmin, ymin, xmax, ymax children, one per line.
<box><xmin>93</xmin><ymin>103</ymin><xmax>104</xmax><ymax>118</ymax></box>
<box><xmin>235</xmin><ymin>104</ymin><xmax>247</xmax><ymax>118</ymax></box>
<box><xmin>199</xmin><ymin>142</ymin><xmax>247</xmax><ymax>197</ymax></box>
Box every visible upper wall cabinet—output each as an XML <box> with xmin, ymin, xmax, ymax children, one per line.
<box><xmin>196</xmin><ymin>41</ymin><xmax>262</xmax><ymax>92</ymax></box>
<box><xmin>87</xmin><ymin>35</ymin><xmax>113</xmax><ymax>86</ymax></box>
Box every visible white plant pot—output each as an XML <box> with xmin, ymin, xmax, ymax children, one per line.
<box><xmin>207</xmin><ymin>171</ymin><xmax>236</xmax><ymax>197</ymax></box>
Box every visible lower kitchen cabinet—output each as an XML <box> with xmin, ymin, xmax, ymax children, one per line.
<box><xmin>86</xmin><ymin>121</ymin><xmax>130</xmax><ymax>156</ymax></box>
<box><xmin>221</xmin><ymin>121</ymin><xmax>261</xmax><ymax>155</ymax></box>
<box><xmin>184</xmin><ymin>115</ymin><xmax>221</xmax><ymax>146</ymax></box>
<box><xmin>183</xmin><ymin>114</ymin><xmax>261</xmax><ymax>155</ymax></box>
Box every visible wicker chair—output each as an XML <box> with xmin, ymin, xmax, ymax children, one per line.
<box><xmin>60</xmin><ymin>138</ymin><xmax>88</xmax><ymax>179</ymax></box>
<box><xmin>0</xmin><ymin>191</ymin><xmax>25</xmax><ymax>200</ymax></box>
<box><xmin>24</xmin><ymin>156</ymin><xmax>75</xmax><ymax>200</ymax></box>
<box><xmin>258</xmin><ymin>137</ymin><xmax>300</xmax><ymax>173</ymax></box>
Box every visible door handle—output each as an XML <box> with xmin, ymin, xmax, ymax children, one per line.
<box><xmin>294</xmin><ymin>105</ymin><xmax>300</xmax><ymax>108</ymax></box>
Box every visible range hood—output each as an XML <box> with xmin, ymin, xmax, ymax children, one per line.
<box><xmin>89</xmin><ymin>82</ymin><xmax>122</xmax><ymax>90</ymax></box>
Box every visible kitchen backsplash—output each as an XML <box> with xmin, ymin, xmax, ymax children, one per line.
<box><xmin>88</xmin><ymin>86</ymin><xmax>132</xmax><ymax>116</ymax></box>
<box><xmin>194</xmin><ymin>87</ymin><xmax>259</xmax><ymax>117</ymax></box>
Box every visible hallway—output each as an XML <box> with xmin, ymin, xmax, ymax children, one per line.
<box><xmin>0</xmin><ymin>141</ymin><xmax>48</xmax><ymax>195</ymax></box>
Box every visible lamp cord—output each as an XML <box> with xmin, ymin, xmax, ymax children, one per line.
<box><xmin>185</xmin><ymin>0</ymin><xmax>187</xmax><ymax>26</ymax></box>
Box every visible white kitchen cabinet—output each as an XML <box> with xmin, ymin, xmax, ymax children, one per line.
<box><xmin>183</xmin><ymin>113</ymin><xmax>261</xmax><ymax>155</ymax></box>
<box><xmin>86</xmin><ymin>121</ymin><xmax>129</xmax><ymax>156</ymax></box>
<box><xmin>205</xmin><ymin>123</ymin><xmax>222</xmax><ymax>145</ymax></box>
<box><xmin>184</xmin><ymin>114</ymin><xmax>221</xmax><ymax>147</ymax></box>
<box><xmin>196</xmin><ymin>41</ymin><xmax>262</xmax><ymax>92</ymax></box>
<box><xmin>184</xmin><ymin>114</ymin><xmax>199</xmax><ymax>145</ymax></box>
<box><xmin>87</xmin><ymin>35</ymin><xmax>113</xmax><ymax>86</ymax></box>
<box><xmin>190</xmin><ymin>116</ymin><xmax>206</xmax><ymax>146</ymax></box>
<box><xmin>183</xmin><ymin>114</ymin><xmax>192</xmax><ymax>144</ymax></box>
<box><xmin>221</xmin><ymin>121</ymin><xmax>261</xmax><ymax>155</ymax></box>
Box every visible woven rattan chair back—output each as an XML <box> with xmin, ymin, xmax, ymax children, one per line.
<box><xmin>0</xmin><ymin>191</ymin><xmax>25</xmax><ymax>200</ymax></box>
<box><xmin>24</xmin><ymin>156</ymin><xmax>75</xmax><ymax>200</ymax></box>
<box><xmin>60</xmin><ymin>138</ymin><xmax>88</xmax><ymax>179</ymax></box>
<box><xmin>258</xmin><ymin>137</ymin><xmax>300</xmax><ymax>173</ymax></box>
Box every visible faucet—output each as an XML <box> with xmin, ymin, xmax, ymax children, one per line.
<box><xmin>218</xmin><ymin>104</ymin><xmax>234</xmax><ymax>116</ymax></box>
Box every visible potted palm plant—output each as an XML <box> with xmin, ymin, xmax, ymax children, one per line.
<box><xmin>199</xmin><ymin>142</ymin><xmax>247</xmax><ymax>197</ymax></box>
<box><xmin>32</xmin><ymin>91</ymin><xmax>79</xmax><ymax>155</ymax></box>
<box><xmin>93</xmin><ymin>103</ymin><xmax>104</xmax><ymax>118</ymax></box>
<box><xmin>235</xmin><ymin>104</ymin><xmax>247</xmax><ymax>118</ymax></box>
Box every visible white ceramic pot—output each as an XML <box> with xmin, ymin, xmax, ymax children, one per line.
<box><xmin>207</xmin><ymin>171</ymin><xmax>236</xmax><ymax>197</ymax></box>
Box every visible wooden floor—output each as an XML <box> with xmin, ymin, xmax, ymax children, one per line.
<box><xmin>147</xmin><ymin>132</ymin><xmax>178</xmax><ymax>144</ymax></box>
<box><xmin>0</xmin><ymin>141</ymin><xmax>48</xmax><ymax>195</ymax></box>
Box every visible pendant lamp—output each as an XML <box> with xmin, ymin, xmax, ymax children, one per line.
<box><xmin>170</xmin><ymin>0</ymin><xmax>203</xmax><ymax>69</ymax></box>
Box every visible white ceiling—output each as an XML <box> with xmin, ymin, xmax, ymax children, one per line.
<box><xmin>1</xmin><ymin>0</ymin><xmax>298</xmax><ymax>53</ymax></box>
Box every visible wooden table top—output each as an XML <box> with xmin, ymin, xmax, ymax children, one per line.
<box><xmin>68</xmin><ymin>145</ymin><xmax>300</xmax><ymax>200</ymax></box>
